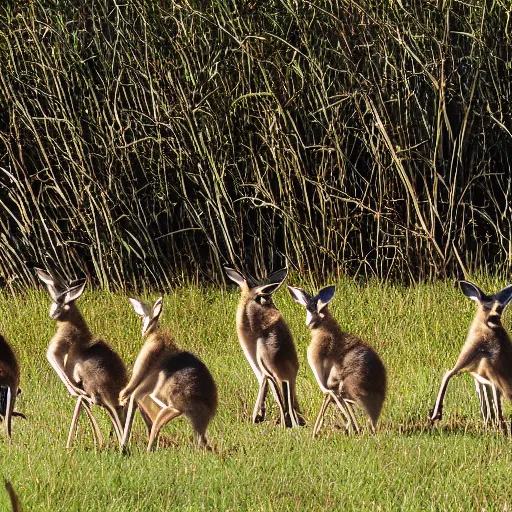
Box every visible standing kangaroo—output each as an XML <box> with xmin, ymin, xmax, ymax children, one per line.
<box><xmin>0</xmin><ymin>334</ymin><xmax>24</xmax><ymax>437</ymax></box>
<box><xmin>225</xmin><ymin>267</ymin><xmax>302</xmax><ymax>428</ymax></box>
<box><xmin>35</xmin><ymin>268</ymin><xmax>127</xmax><ymax>448</ymax></box>
<box><xmin>288</xmin><ymin>285</ymin><xmax>387</xmax><ymax>435</ymax></box>
<box><xmin>430</xmin><ymin>281</ymin><xmax>512</xmax><ymax>427</ymax></box>
<box><xmin>119</xmin><ymin>296</ymin><xmax>218</xmax><ymax>452</ymax></box>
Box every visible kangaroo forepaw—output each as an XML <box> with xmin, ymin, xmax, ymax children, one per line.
<box><xmin>252</xmin><ymin>409</ymin><xmax>266</xmax><ymax>424</ymax></box>
<box><xmin>429</xmin><ymin>408</ymin><xmax>442</xmax><ymax>423</ymax></box>
<box><xmin>118</xmin><ymin>390</ymin><xmax>129</xmax><ymax>407</ymax></box>
<box><xmin>120</xmin><ymin>444</ymin><xmax>131</xmax><ymax>456</ymax></box>
<box><xmin>296</xmin><ymin>413</ymin><xmax>307</xmax><ymax>427</ymax></box>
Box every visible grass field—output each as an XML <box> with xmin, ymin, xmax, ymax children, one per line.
<box><xmin>1</xmin><ymin>276</ymin><xmax>512</xmax><ymax>510</ymax></box>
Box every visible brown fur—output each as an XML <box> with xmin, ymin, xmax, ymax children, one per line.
<box><xmin>120</xmin><ymin>313</ymin><xmax>218</xmax><ymax>451</ymax></box>
<box><xmin>431</xmin><ymin>297</ymin><xmax>512</xmax><ymax>423</ymax></box>
<box><xmin>237</xmin><ymin>285</ymin><xmax>299</xmax><ymax>380</ymax></box>
<box><xmin>308</xmin><ymin>309</ymin><xmax>387</xmax><ymax>428</ymax></box>
<box><xmin>0</xmin><ymin>334</ymin><xmax>21</xmax><ymax>437</ymax></box>
<box><xmin>234</xmin><ymin>281</ymin><xmax>301</xmax><ymax>426</ymax></box>
<box><xmin>48</xmin><ymin>302</ymin><xmax>128</xmax><ymax>445</ymax></box>
<box><xmin>120</xmin><ymin>328</ymin><xmax>179</xmax><ymax>403</ymax></box>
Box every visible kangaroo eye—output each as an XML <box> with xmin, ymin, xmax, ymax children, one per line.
<box><xmin>256</xmin><ymin>295</ymin><xmax>271</xmax><ymax>305</ymax></box>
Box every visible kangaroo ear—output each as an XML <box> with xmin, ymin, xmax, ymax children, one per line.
<box><xmin>152</xmin><ymin>296</ymin><xmax>163</xmax><ymax>319</ymax></box>
<box><xmin>493</xmin><ymin>285</ymin><xmax>512</xmax><ymax>308</ymax></box>
<box><xmin>129</xmin><ymin>298</ymin><xmax>147</xmax><ymax>317</ymax></box>
<box><xmin>255</xmin><ymin>282</ymin><xmax>281</xmax><ymax>296</ymax></box>
<box><xmin>35</xmin><ymin>268</ymin><xmax>60</xmax><ymax>301</ymax></box>
<box><xmin>460</xmin><ymin>281</ymin><xmax>485</xmax><ymax>303</ymax></box>
<box><xmin>68</xmin><ymin>278</ymin><xmax>83</xmax><ymax>289</ymax></box>
<box><xmin>287</xmin><ymin>286</ymin><xmax>310</xmax><ymax>307</ymax></box>
<box><xmin>243</xmin><ymin>270</ymin><xmax>259</xmax><ymax>289</ymax></box>
<box><xmin>316</xmin><ymin>286</ymin><xmax>336</xmax><ymax>312</ymax></box>
<box><xmin>255</xmin><ymin>268</ymin><xmax>287</xmax><ymax>294</ymax></box>
<box><xmin>224</xmin><ymin>267</ymin><xmax>246</xmax><ymax>287</ymax></box>
<box><xmin>267</xmin><ymin>268</ymin><xmax>288</xmax><ymax>285</ymax></box>
<box><xmin>64</xmin><ymin>281</ymin><xmax>86</xmax><ymax>304</ymax></box>
<box><xmin>34</xmin><ymin>268</ymin><xmax>54</xmax><ymax>286</ymax></box>
<box><xmin>52</xmin><ymin>272</ymin><xmax>69</xmax><ymax>291</ymax></box>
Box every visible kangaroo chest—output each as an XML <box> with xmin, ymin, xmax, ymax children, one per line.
<box><xmin>235</xmin><ymin>305</ymin><xmax>264</xmax><ymax>379</ymax></box>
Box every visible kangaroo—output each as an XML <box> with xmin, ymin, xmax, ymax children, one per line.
<box><xmin>225</xmin><ymin>266</ymin><xmax>302</xmax><ymax>428</ymax></box>
<box><xmin>119</xmin><ymin>296</ymin><xmax>218</xmax><ymax>453</ymax></box>
<box><xmin>430</xmin><ymin>280</ymin><xmax>512</xmax><ymax>427</ymax></box>
<box><xmin>35</xmin><ymin>268</ymin><xmax>127</xmax><ymax>449</ymax></box>
<box><xmin>0</xmin><ymin>334</ymin><xmax>25</xmax><ymax>437</ymax></box>
<box><xmin>288</xmin><ymin>285</ymin><xmax>387</xmax><ymax>436</ymax></box>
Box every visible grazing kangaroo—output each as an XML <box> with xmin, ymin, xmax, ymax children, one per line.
<box><xmin>430</xmin><ymin>281</ymin><xmax>512</xmax><ymax>427</ymax></box>
<box><xmin>35</xmin><ymin>268</ymin><xmax>127</xmax><ymax>449</ymax></box>
<box><xmin>0</xmin><ymin>334</ymin><xmax>25</xmax><ymax>437</ymax></box>
<box><xmin>225</xmin><ymin>267</ymin><xmax>302</xmax><ymax>428</ymax></box>
<box><xmin>288</xmin><ymin>285</ymin><xmax>387</xmax><ymax>436</ymax></box>
<box><xmin>119</xmin><ymin>296</ymin><xmax>218</xmax><ymax>453</ymax></box>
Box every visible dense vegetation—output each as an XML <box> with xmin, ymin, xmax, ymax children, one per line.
<box><xmin>1</xmin><ymin>0</ymin><xmax>512</xmax><ymax>289</ymax></box>
<box><xmin>2</xmin><ymin>278</ymin><xmax>512</xmax><ymax>510</ymax></box>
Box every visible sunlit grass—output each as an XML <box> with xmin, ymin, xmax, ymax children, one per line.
<box><xmin>1</xmin><ymin>277</ymin><xmax>512</xmax><ymax>510</ymax></box>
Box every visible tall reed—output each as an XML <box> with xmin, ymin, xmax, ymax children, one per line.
<box><xmin>1</xmin><ymin>0</ymin><xmax>511</xmax><ymax>289</ymax></box>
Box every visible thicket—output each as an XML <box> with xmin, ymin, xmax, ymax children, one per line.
<box><xmin>0</xmin><ymin>0</ymin><xmax>511</xmax><ymax>289</ymax></box>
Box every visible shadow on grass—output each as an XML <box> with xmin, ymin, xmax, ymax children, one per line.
<box><xmin>312</xmin><ymin>410</ymin><xmax>512</xmax><ymax>438</ymax></box>
<box><xmin>389</xmin><ymin>415</ymin><xmax>512</xmax><ymax>438</ymax></box>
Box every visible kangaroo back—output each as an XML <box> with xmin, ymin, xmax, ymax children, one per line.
<box><xmin>120</xmin><ymin>296</ymin><xmax>218</xmax><ymax>451</ymax></box>
<box><xmin>226</xmin><ymin>266</ymin><xmax>302</xmax><ymax>427</ymax></box>
<box><xmin>289</xmin><ymin>284</ymin><xmax>387</xmax><ymax>431</ymax></box>
<box><xmin>0</xmin><ymin>335</ymin><xmax>19</xmax><ymax>393</ymax></box>
<box><xmin>69</xmin><ymin>340</ymin><xmax>127</xmax><ymax>405</ymax></box>
<box><xmin>316</xmin><ymin>309</ymin><xmax>386</xmax><ymax>426</ymax></box>
<box><xmin>0</xmin><ymin>335</ymin><xmax>21</xmax><ymax>435</ymax></box>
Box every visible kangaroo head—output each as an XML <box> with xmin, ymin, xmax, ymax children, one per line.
<box><xmin>129</xmin><ymin>296</ymin><xmax>163</xmax><ymax>337</ymax></box>
<box><xmin>460</xmin><ymin>281</ymin><xmax>512</xmax><ymax>329</ymax></box>
<box><xmin>35</xmin><ymin>268</ymin><xmax>86</xmax><ymax>320</ymax></box>
<box><xmin>288</xmin><ymin>285</ymin><xmax>336</xmax><ymax>328</ymax></box>
<box><xmin>225</xmin><ymin>266</ymin><xmax>287</xmax><ymax>319</ymax></box>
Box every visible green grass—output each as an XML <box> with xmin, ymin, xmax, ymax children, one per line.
<box><xmin>2</xmin><ymin>277</ymin><xmax>512</xmax><ymax>510</ymax></box>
